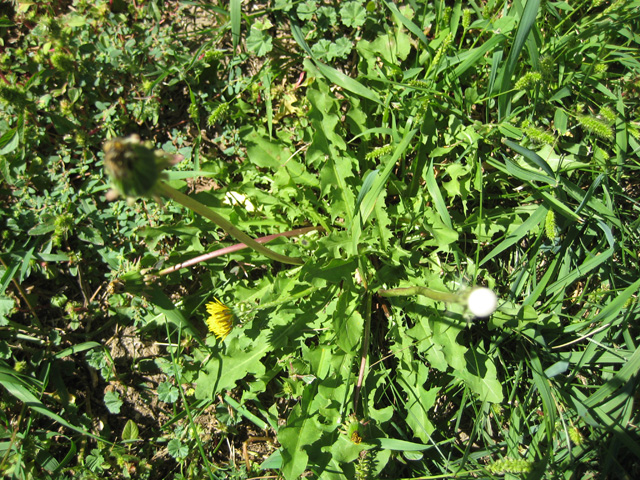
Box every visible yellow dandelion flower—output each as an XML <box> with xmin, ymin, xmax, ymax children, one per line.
<box><xmin>205</xmin><ymin>299</ymin><xmax>234</xmax><ymax>340</ymax></box>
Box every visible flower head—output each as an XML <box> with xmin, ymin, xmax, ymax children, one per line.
<box><xmin>466</xmin><ymin>287</ymin><xmax>498</xmax><ymax>317</ymax></box>
<box><xmin>205</xmin><ymin>299</ymin><xmax>234</xmax><ymax>340</ymax></box>
<box><xmin>103</xmin><ymin>134</ymin><xmax>180</xmax><ymax>201</ymax></box>
<box><xmin>340</xmin><ymin>414</ymin><xmax>366</xmax><ymax>444</ymax></box>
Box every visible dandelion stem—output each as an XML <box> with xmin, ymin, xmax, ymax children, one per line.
<box><xmin>157</xmin><ymin>226</ymin><xmax>321</xmax><ymax>276</ymax></box>
<box><xmin>156</xmin><ymin>182</ymin><xmax>304</xmax><ymax>266</ymax></box>
<box><xmin>377</xmin><ymin>286</ymin><xmax>461</xmax><ymax>303</ymax></box>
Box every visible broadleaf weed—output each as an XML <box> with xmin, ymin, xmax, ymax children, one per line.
<box><xmin>1</xmin><ymin>1</ymin><xmax>640</xmax><ymax>479</ymax></box>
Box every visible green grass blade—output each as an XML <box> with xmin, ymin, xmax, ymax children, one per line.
<box><xmin>55</xmin><ymin>342</ymin><xmax>101</xmax><ymax>359</ymax></box>
<box><xmin>262</xmin><ymin>69</ymin><xmax>273</xmax><ymax>138</ymax></box>
<box><xmin>503</xmin><ymin>139</ymin><xmax>555</xmax><ymax>179</ymax></box>
<box><xmin>559</xmin><ymin>177</ymin><xmax>622</xmax><ymax>228</ymax></box>
<box><xmin>20</xmin><ymin>245</ymin><xmax>35</xmax><ymax>282</ymax></box>
<box><xmin>503</xmin><ymin>157</ymin><xmax>556</xmax><ymax>185</ymax></box>
<box><xmin>380</xmin><ymin>0</ymin><xmax>429</xmax><ymax>46</ymax></box>
<box><xmin>375</xmin><ymin>438</ymin><xmax>430</xmax><ymax>451</ymax></box>
<box><xmin>314</xmin><ymin>62</ymin><xmax>382</xmax><ymax>104</ymax></box>
<box><xmin>426</xmin><ymin>158</ymin><xmax>453</xmax><ymax>229</ymax></box>
<box><xmin>224</xmin><ymin>395</ymin><xmax>268</xmax><ymax>430</ymax></box>
<box><xmin>357</xmin><ymin>126</ymin><xmax>417</xmax><ymax>225</ymax></box>
<box><xmin>570</xmin><ymin>387</ymin><xmax>640</xmax><ymax>459</ymax></box>
<box><xmin>546</xmin><ymin>246</ymin><xmax>614</xmax><ymax>297</ymax></box>
<box><xmin>590</xmin><ymin>278</ymin><xmax>640</xmax><ymax>327</ymax></box>
<box><xmin>290</xmin><ymin>21</ymin><xmax>313</xmax><ymax>55</ymax></box>
<box><xmin>451</xmin><ymin>34</ymin><xmax>507</xmax><ymax>80</ymax></box>
<box><xmin>539</xmin><ymin>191</ymin><xmax>582</xmax><ymax>222</ymax></box>
<box><xmin>574</xmin><ymin>173</ymin><xmax>605</xmax><ymax>217</ymax></box>
<box><xmin>524</xmin><ymin>248</ymin><xmax>562</xmax><ymax>305</ymax></box>
<box><xmin>480</xmin><ymin>204</ymin><xmax>548</xmax><ymax>266</ymax></box>
<box><xmin>230</xmin><ymin>0</ymin><xmax>241</xmax><ymax>54</ymax></box>
<box><xmin>1</xmin><ymin>259</ymin><xmax>20</xmax><ymax>295</ymax></box>
<box><xmin>585</xmin><ymin>345</ymin><xmax>640</xmax><ymax>408</ymax></box>
<box><xmin>524</xmin><ymin>3</ymin><xmax>541</xmax><ymax>71</ymax></box>
<box><xmin>527</xmin><ymin>350</ymin><xmax>556</xmax><ymax>444</ymax></box>
<box><xmin>498</xmin><ymin>0</ymin><xmax>541</xmax><ymax>118</ymax></box>
<box><xmin>487</xmin><ymin>50</ymin><xmax>503</xmax><ymax>100</ymax></box>
<box><xmin>0</xmin><ymin>372</ymin><xmax>105</xmax><ymax>441</ymax></box>
<box><xmin>51</xmin><ymin>439</ymin><xmax>77</xmax><ymax>475</ymax></box>
<box><xmin>355</xmin><ymin>169</ymin><xmax>379</xmax><ymax>216</ymax></box>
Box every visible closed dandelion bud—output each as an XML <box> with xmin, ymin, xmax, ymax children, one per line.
<box><xmin>103</xmin><ymin>134</ymin><xmax>178</xmax><ymax>200</ymax></box>
<box><xmin>487</xmin><ymin>457</ymin><xmax>534</xmax><ymax>474</ymax></box>
<box><xmin>340</xmin><ymin>414</ymin><xmax>367</xmax><ymax>444</ymax></box>
<box><xmin>545</xmin><ymin>209</ymin><xmax>556</xmax><ymax>240</ymax></box>
<box><xmin>576</xmin><ymin>114</ymin><xmax>613</xmax><ymax>140</ymax></box>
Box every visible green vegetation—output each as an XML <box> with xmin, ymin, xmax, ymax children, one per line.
<box><xmin>1</xmin><ymin>0</ymin><xmax>640</xmax><ymax>478</ymax></box>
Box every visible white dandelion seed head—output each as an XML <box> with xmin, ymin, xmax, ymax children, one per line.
<box><xmin>467</xmin><ymin>287</ymin><xmax>498</xmax><ymax>317</ymax></box>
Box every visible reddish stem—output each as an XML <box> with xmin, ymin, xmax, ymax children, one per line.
<box><xmin>157</xmin><ymin>226</ymin><xmax>323</xmax><ymax>275</ymax></box>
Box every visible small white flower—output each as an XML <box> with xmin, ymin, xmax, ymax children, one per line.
<box><xmin>467</xmin><ymin>287</ymin><xmax>498</xmax><ymax>317</ymax></box>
